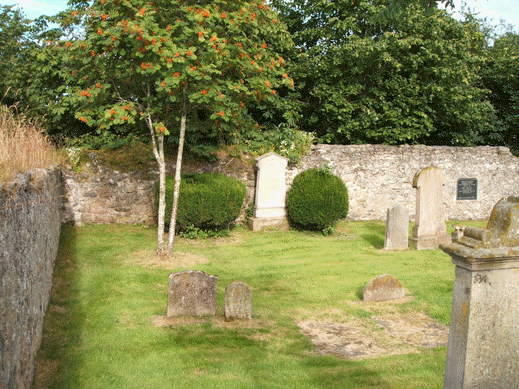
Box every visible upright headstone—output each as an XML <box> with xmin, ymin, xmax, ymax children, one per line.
<box><xmin>384</xmin><ymin>204</ymin><xmax>409</xmax><ymax>250</ymax></box>
<box><xmin>248</xmin><ymin>152</ymin><xmax>289</xmax><ymax>231</ymax></box>
<box><xmin>440</xmin><ymin>196</ymin><xmax>519</xmax><ymax>389</ymax></box>
<box><xmin>224</xmin><ymin>282</ymin><xmax>252</xmax><ymax>321</ymax></box>
<box><xmin>363</xmin><ymin>274</ymin><xmax>405</xmax><ymax>302</ymax></box>
<box><xmin>410</xmin><ymin>166</ymin><xmax>451</xmax><ymax>250</ymax></box>
<box><xmin>167</xmin><ymin>270</ymin><xmax>218</xmax><ymax>317</ymax></box>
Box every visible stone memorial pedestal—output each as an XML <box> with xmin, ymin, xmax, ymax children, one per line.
<box><xmin>410</xmin><ymin>166</ymin><xmax>451</xmax><ymax>250</ymax></box>
<box><xmin>440</xmin><ymin>196</ymin><xmax>519</xmax><ymax>389</ymax></box>
<box><xmin>248</xmin><ymin>152</ymin><xmax>289</xmax><ymax>231</ymax></box>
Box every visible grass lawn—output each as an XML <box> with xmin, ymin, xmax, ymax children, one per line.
<box><xmin>33</xmin><ymin>220</ymin><xmax>487</xmax><ymax>388</ymax></box>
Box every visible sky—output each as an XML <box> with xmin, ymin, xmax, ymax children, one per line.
<box><xmin>0</xmin><ymin>0</ymin><xmax>518</xmax><ymax>31</ymax></box>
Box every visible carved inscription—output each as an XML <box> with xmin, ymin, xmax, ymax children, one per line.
<box><xmin>456</xmin><ymin>178</ymin><xmax>478</xmax><ymax>200</ymax></box>
<box><xmin>474</xmin><ymin>274</ymin><xmax>491</xmax><ymax>285</ymax></box>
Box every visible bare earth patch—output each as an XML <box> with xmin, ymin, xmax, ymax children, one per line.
<box><xmin>120</xmin><ymin>249</ymin><xmax>210</xmax><ymax>270</ymax></box>
<box><xmin>298</xmin><ymin>300</ymin><xmax>448</xmax><ymax>360</ymax></box>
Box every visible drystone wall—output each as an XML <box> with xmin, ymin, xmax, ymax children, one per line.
<box><xmin>62</xmin><ymin>152</ymin><xmax>256</xmax><ymax>225</ymax></box>
<box><xmin>289</xmin><ymin>144</ymin><xmax>519</xmax><ymax>221</ymax></box>
<box><xmin>0</xmin><ymin>167</ymin><xmax>62</xmax><ymax>389</ymax></box>
<box><xmin>61</xmin><ymin>145</ymin><xmax>519</xmax><ymax>225</ymax></box>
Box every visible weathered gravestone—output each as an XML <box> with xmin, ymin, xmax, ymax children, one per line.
<box><xmin>248</xmin><ymin>152</ymin><xmax>289</xmax><ymax>232</ymax></box>
<box><xmin>363</xmin><ymin>274</ymin><xmax>405</xmax><ymax>302</ymax></box>
<box><xmin>410</xmin><ymin>166</ymin><xmax>451</xmax><ymax>250</ymax></box>
<box><xmin>384</xmin><ymin>204</ymin><xmax>409</xmax><ymax>250</ymax></box>
<box><xmin>167</xmin><ymin>270</ymin><xmax>218</xmax><ymax>317</ymax></box>
<box><xmin>440</xmin><ymin>195</ymin><xmax>519</xmax><ymax>389</ymax></box>
<box><xmin>224</xmin><ymin>282</ymin><xmax>252</xmax><ymax>321</ymax></box>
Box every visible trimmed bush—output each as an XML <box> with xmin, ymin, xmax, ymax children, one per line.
<box><xmin>287</xmin><ymin>168</ymin><xmax>348</xmax><ymax>230</ymax></box>
<box><xmin>157</xmin><ymin>173</ymin><xmax>246</xmax><ymax>231</ymax></box>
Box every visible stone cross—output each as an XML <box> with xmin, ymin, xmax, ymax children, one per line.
<box><xmin>363</xmin><ymin>274</ymin><xmax>405</xmax><ymax>302</ymax></box>
<box><xmin>440</xmin><ymin>196</ymin><xmax>519</xmax><ymax>388</ymax></box>
<box><xmin>384</xmin><ymin>204</ymin><xmax>409</xmax><ymax>250</ymax></box>
<box><xmin>410</xmin><ymin>166</ymin><xmax>451</xmax><ymax>249</ymax></box>
<box><xmin>248</xmin><ymin>152</ymin><xmax>289</xmax><ymax>231</ymax></box>
<box><xmin>167</xmin><ymin>270</ymin><xmax>218</xmax><ymax>317</ymax></box>
<box><xmin>224</xmin><ymin>281</ymin><xmax>252</xmax><ymax>321</ymax></box>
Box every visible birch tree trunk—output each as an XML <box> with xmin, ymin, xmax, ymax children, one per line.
<box><xmin>145</xmin><ymin>108</ymin><xmax>167</xmax><ymax>257</ymax></box>
<box><xmin>166</xmin><ymin>97</ymin><xmax>187</xmax><ymax>255</ymax></box>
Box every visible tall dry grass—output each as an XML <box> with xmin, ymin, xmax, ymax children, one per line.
<box><xmin>0</xmin><ymin>105</ymin><xmax>61</xmax><ymax>183</ymax></box>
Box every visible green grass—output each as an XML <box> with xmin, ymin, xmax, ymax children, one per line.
<box><xmin>34</xmin><ymin>220</ymin><xmax>486</xmax><ymax>388</ymax></box>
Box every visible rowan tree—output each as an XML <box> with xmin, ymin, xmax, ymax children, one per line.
<box><xmin>57</xmin><ymin>0</ymin><xmax>294</xmax><ymax>256</ymax></box>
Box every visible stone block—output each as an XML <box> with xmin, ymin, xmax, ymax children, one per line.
<box><xmin>363</xmin><ymin>274</ymin><xmax>405</xmax><ymax>302</ymax></box>
<box><xmin>167</xmin><ymin>270</ymin><xmax>218</xmax><ymax>317</ymax></box>
<box><xmin>224</xmin><ymin>282</ymin><xmax>252</xmax><ymax>321</ymax></box>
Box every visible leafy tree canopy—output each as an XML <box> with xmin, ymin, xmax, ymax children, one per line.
<box><xmin>272</xmin><ymin>0</ymin><xmax>503</xmax><ymax>146</ymax></box>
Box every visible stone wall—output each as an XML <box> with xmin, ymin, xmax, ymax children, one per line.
<box><xmin>61</xmin><ymin>145</ymin><xmax>519</xmax><ymax>225</ymax></box>
<box><xmin>62</xmin><ymin>153</ymin><xmax>256</xmax><ymax>225</ymax></box>
<box><xmin>0</xmin><ymin>167</ymin><xmax>62</xmax><ymax>389</ymax></box>
<box><xmin>289</xmin><ymin>144</ymin><xmax>519</xmax><ymax>221</ymax></box>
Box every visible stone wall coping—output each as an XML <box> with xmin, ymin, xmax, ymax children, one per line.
<box><xmin>441</xmin><ymin>243</ymin><xmax>519</xmax><ymax>271</ymax></box>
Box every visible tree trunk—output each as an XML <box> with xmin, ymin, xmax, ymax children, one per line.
<box><xmin>166</xmin><ymin>98</ymin><xmax>187</xmax><ymax>255</ymax></box>
<box><xmin>156</xmin><ymin>133</ymin><xmax>166</xmax><ymax>258</ymax></box>
<box><xmin>145</xmin><ymin>108</ymin><xmax>167</xmax><ymax>257</ymax></box>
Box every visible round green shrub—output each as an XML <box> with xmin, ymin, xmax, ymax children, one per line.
<box><xmin>156</xmin><ymin>173</ymin><xmax>246</xmax><ymax>231</ymax></box>
<box><xmin>287</xmin><ymin>168</ymin><xmax>348</xmax><ymax>230</ymax></box>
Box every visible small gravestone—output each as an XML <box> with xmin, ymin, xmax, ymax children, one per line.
<box><xmin>410</xmin><ymin>166</ymin><xmax>451</xmax><ymax>250</ymax></box>
<box><xmin>224</xmin><ymin>282</ymin><xmax>252</xmax><ymax>321</ymax></box>
<box><xmin>167</xmin><ymin>270</ymin><xmax>218</xmax><ymax>317</ymax></box>
<box><xmin>384</xmin><ymin>204</ymin><xmax>409</xmax><ymax>250</ymax></box>
<box><xmin>363</xmin><ymin>274</ymin><xmax>405</xmax><ymax>302</ymax></box>
<box><xmin>248</xmin><ymin>152</ymin><xmax>289</xmax><ymax>232</ymax></box>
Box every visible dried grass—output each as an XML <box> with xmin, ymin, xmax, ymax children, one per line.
<box><xmin>0</xmin><ymin>105</ymin><xmax>61</xmax><ymax>183</ymax></box>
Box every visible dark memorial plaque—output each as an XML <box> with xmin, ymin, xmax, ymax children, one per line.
<box><xmin>457</xmin><ymin>178</ymin><xmax>478</xmax><ymax>200</ymax></box>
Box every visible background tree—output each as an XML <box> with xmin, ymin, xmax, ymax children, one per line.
<box><xmin>480</xmin><ymin>31</ymin><xmax>519</xmax><ymax>154</ymax></box>
<box><xmin>55</xmin><ymin>0</ymin><xmax>294</xmax><ymax>257</ymax></box>
<box><xmin>272</xmin><ymin>0</ymin><xmax>502</xmax><ymax>146</ymax></box>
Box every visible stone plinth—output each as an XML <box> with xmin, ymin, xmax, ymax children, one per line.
<box><xmin>410</xmin><ymin>166</ymin><xmax>451</xmax><ymax>250</ymax></box>
<box><xmin>384</xmin><ymin>204</ymin><xmax>409</xmax><ymax>250</ymax></box>
<box><xmin>248</xmin><ymin>152</ymin><xmax>289</xmax><ymax>231</ymax></box>
<box><xmin>440</xmin><ymin>196</ymin><xmax>519</xmax><ymax>389</ymax></box>
<box><xmin>224</xmin><ymin>282</ymin><xmax>252</xmax><ymax>321</ymax></box>
<box><xmin>363</xmin><ymin>274</ymin><xmax>405</xmax><ymax>302</ymax></box>
<box><xmin>167</xmin><ymin>270</ymin><xmax>218</xmax><ymax>317</ymax></box>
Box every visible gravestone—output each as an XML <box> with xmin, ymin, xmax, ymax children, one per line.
<box><xmin>224</xmin><ymin>282</ymin><xmax>252</xmax><ymax>321</ymax></box>
<box><xmin>167</xmin><ymin>270</ymin><xmax>218</xmax><ymax>317</ymax></box>
<box><xmin>440</xmin><ymin>195</ymin><xmax>519</xmax><ymax>388</ymax></box>
<box><xmin>363</xmin><ymin>274</ymin><xmax>405</xmax><ymax>302</ymax></box>
<box><xmin>410</xmin><ymin>166</ymin><xmax>451</xmax><ymax>250</ymax></box>
<box><xmin>384</xmin><ymin>204</ymin><xmax>409</xmax><ymax>250</ymax></box>
<box><xmin>248</xmin><ymin>152</ymin><xmax>289</xmax><ymax>231</ymax></box>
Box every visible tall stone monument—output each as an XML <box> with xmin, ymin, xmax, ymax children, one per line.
<box><xmin>248</xmin><ymin>152</ymin><xmax>289</xmax><ymax>231</ymax></box>
<box><xmin>440</xmin><ymin>196</ymin><xmax>519</xmax><ymax>389</ymax></box>
<box><xmin>410</xmin><ymin>166</ymin><xmax>451</xmax><ymax>250</ymax></box>
<box><xmin>384</xmin><ymin>204</ymin><xmax>409</xmax><ymax>250</ymax></box>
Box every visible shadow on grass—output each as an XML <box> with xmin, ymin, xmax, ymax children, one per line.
<box><xmin>33</xmin><ymin>225</ymin><xmax>84</xmax><ymax>389</ymax></box>
<box><xmin>360</xmin><ymin>222</ymin><xmax>386</xmax><ymax>248</ymax></box>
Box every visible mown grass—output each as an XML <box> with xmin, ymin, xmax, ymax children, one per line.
<box><xmin>33</xmin><ymin>220</ymin><xmax>487</xmax><ymax>388</ymax></box>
